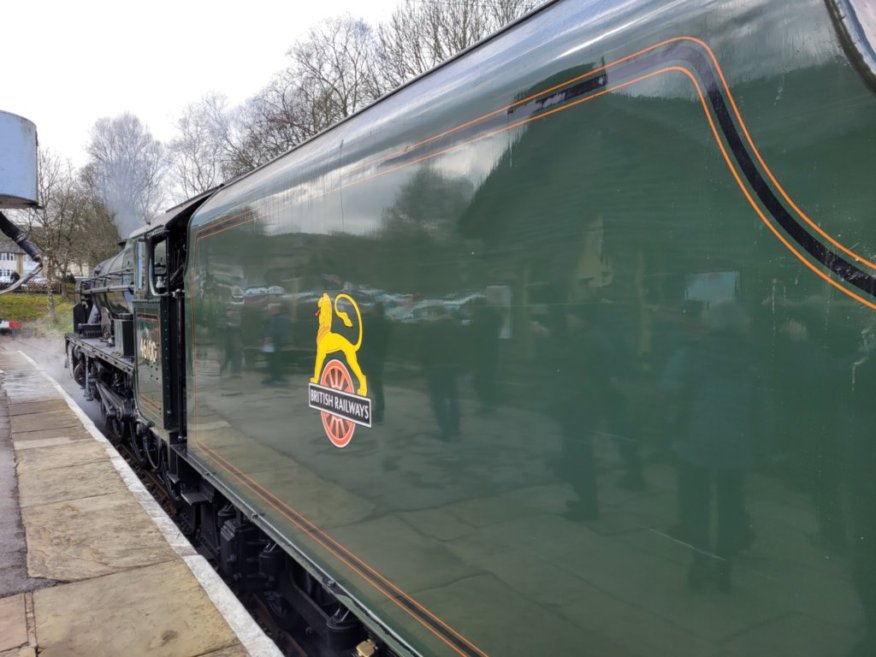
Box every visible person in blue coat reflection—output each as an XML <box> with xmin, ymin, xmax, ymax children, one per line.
<box><xmin>662</xmin><ymin>301</ymin><xmax>766</xmax><ymax>591</ymax></box>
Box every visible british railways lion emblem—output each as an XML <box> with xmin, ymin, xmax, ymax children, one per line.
<box><xmin>307</xmin><ymin>293</ymin><xmax>372</xmax><ymax>448</ymax></box>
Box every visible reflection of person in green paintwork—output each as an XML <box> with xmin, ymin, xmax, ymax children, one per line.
<box><xmin>469</xmin><ymin>297</ymin><xmax>501</xmax><ymax>415</ymax></box>
<box><xmin>663</xmin><ymin>301</ymin><xmax>764</xmax><ymax>592</ymax></box>
<box><xmin>360</xmin><ymin>302</ymin><xmax>389</xmax><ymax>422</ymax></box>
<box><xmin>555</xmin><ymin>304</ymin><xmax>609</xmax><ymax>522</ymax></box>
<box><xmin>220</xmin><ymin>300</ymin><xmax>242</xmax><ymax>377</ymax></box>
<box><xmin>420</xmin><ymin>305</ymin><xmax>461</xmax><ymax>440</ymax></box>
<box><xmin>262</xmin><ymin>302</ymin><xmax>289</xmax><ymax>386</ymax></box>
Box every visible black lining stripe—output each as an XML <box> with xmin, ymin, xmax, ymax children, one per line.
<box><xmin>673</xmin><ymin>42</ymin><xmax>876</xmax><ymax>296</ymax></box>
<box><xmin>193</xmin><ymin>40</ymin><xmax>875</xmax><ymax>302</ymax></box>
<box><xmin>375</xmin><ymin>39</ymin><xmax>875</xmax><ymax>298</ymax></box>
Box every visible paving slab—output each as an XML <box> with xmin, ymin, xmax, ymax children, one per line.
<box><xmin>330</xmin><ymin>514</ymin><xmax>480</xmax><ymax>593</ymax></box>
<box><xmin>10</xmin><ymin>410</ymin><xmax>80</xmax><ymax>435</ymax></box>
<box><xmin>463</xmin><ymin>513</ymin><xmax>596</xmax><ymax>561</ymax></box>
<box><xmin>245</xmin><ymin>459</ymin><xmax>376</xmax><ymax>529</ymax></box>
<box><xmin>6</xmin><ymin>400</ymin><xmax>69</xmax><ymax>416</ymax></box>
<box><xmin>9</xmin><ymin>427</ymin><xmax>93</xmax><ymax>443</ymax></box>
<box><xmin>716</xmin><ymin>612</ymin><xmax>860</xmax><ymax>657</ymax></box>
<box><xmin>445</xmin><ymin>493</ymin><xmax>543</xmax><ymax>528</ymax></box>
<box><xmin>0</xmin><ymin>392</ymin><xmax>53</xmax><ymax>597</ymax></box>
<box><xmin>2</xmin><ymin>384</ymin><xmax>57</xmax><ymax>405</ymax></box>
<box><xmin>552</xmin><ymin>532</ymin><xmax>786</xmax><ymax>644</ymax></box>
<box><xmin>556</xmin><ymin>584</ymin><xmax>717</xmax><ymax>657</ymax></box>
<box><xmin>15</xmin><ymin>440</ymin><xmax>107</xmax><ymax>473</ymax></box>
<box><xmin>397</xmin><ymin>507</ymin><xmax>478</xmax><ymax>542</ymax></box>
<box><xmin>414</xmin><ymin>573</ymin><xmax>628</xmax><ymax>657</ymax></box>
<box><xmin>22</xmin><ymin>493</ymin><xmax>176</xmax><ymax>581</ymax></box>
<box><xmin>18</xmin><ymin>458</ymin><xmax>128</xmax><ymax>508</ymax></box>
<box><xmin>5</xmin><ymin>395</ymin><xmax>56</xmax><ymax>405</ymax></box>
<box><xmin>33</xmin><ymin>560</ymin><xmax>239</xmax><ymax>657</ymax></box>
<box><xmin>0</xmin><ymin>351</ymin><xmax>30</xmax><ymax>373</ymax></box>
<box><xmin>13</xmin><ymin>435</ymin><xmax>95</xmax><ymax>450</ymax></box>
<box><xmin>0</xmin><ymin>594</ymin><xmax>27</xmax><ymax>652</ymax></box>
<box><xmin>454</xmin><ymin>547</ymin><xmax>592</xmax><ymax>608</ymax></box>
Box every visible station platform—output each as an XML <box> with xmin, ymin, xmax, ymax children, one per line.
<box><xmin>0</xmin><ymin>348</ymin><xmax>282</xmax><ymax>657</ymax></box>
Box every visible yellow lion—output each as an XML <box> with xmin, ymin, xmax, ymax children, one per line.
<box><xmin>311</xmin><ymin>293</ymin><xmax>368</xmax><ymax>395</ymax></box>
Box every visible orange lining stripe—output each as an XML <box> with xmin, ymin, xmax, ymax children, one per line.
<box><xmin>194</xmin><ymin>438</ymin><xmax>488</xmax><ymax>657</ymax></box>
<box><xmin>340</xmin><ymin>65</ymin><xmax>876</xmax><ymax>310</ymax></box>
<box><xmin>682</xmin><ymin>36</ymin><xmax>876</xmax><ymax>271</ymax></box>
<box><xmin>196</xmin><ymin>217</ymin><xmax>256</xmax><ymax>242</ymax></box>
<box><xmin>356</xmin><ymin>68</ymin><xmax>669</xmax><ymax>182</ymax></box>
<box><xmin>671</xmin><ymin>64</ymin><xmax>876</xmax><ymax>310</ymax></box>
<box><xmin>196</xmin><ymin>211</ymin><xmax>256</xmax><ymax>242</ymax></box>
<box><xmin>139</xmin><ymin>394</ymin><xmax>161</xmax><ymax>411</ymax></box>
<box><xmin>381</xmin><ymin>36</ymin><xmax>684</xmax><ymax>161</ymax></box>
<box><xmin>373</xmin><ymin>35</ymin><xmax>876</xmax><ymax>272</ymax></box>
<box><xmin>199</xmin><ymin>37</ymin><xmax>876</xmax><ymax>282</ymax></box>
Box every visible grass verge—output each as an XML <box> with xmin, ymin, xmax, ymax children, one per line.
<box><xmin>0</xmin><ymin>293</ymin><xmax>74</xmax><ymax>336</ymax></box>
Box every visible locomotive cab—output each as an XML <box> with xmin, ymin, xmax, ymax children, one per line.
<box><xmin>129</xmin><ymin>191</ymin><xmax>214</xmax><ymax>443</ymax></box>
<box><xmin>65</xmin><ymin>190</ymin><xmax>214</xmax><ymax>493</ymax></box>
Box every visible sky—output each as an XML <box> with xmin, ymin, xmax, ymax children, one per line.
<box><xmin>0</xmin><ymin>0</ymin><xmax>399</xmax><ymax>167</ymax></box>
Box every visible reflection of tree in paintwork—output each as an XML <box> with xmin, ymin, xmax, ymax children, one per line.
<box><xmin>374</xmin><ymin>166</ymin><xmax>480</xmax><ymax>295</ymax></box>
<box><xmin>384</xmin><ymin>167</ymin><xmax>474</xmax><ymax>239</ymax></box>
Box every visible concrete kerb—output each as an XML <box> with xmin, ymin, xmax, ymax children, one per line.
<box><xmin>15</xmin><ymin>351</ymin><xmax>283</xmax><ymax>657</ymax></box>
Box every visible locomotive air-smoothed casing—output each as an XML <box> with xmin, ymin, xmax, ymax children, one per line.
<box><xmin>185</xmin><ymin>1</ymin><xmax>876</xmax><ymax>656</ymax></box>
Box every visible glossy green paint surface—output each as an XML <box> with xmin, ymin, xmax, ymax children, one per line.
<box><xmin>133</xmin><ymin>301</ymin><xmax>165</xmax><ymax>427</ymax></box>
<box><xmin>186</xmin><ymin>1</ymin><xmax>876</xmax><ymax>655</ymax></box>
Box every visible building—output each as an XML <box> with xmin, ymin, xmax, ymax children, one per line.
<box><xmin>0</xmin><ymin>237</ymin><xmax>39</xmax><ymax>284</ymax></box>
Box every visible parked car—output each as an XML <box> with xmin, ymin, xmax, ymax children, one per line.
<box><xmin>0</xmin><ymin>318</ymin><xmax>20</xmax><ymax>334</ymax></box>
<box><xmin>20</xmin><ymin>277</ymin><xmax>62</xmax><ymax>293</ymax></box>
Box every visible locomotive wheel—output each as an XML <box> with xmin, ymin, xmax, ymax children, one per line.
<box><xmin>105</xmin><ymin>415</ymin><xmax>126</xmax><ymax>444</ymax></box>
<box><xmin>144</xmin><ymin>431</ymin><xmax>162</xmax><ymax>471</ymax></box>
<box><xmin>72</xmin><ymin>360</ymin><xmax>85</xmax><ymax>387</ymax></box>
<box><xmin>129</xmin><ymin>425</ymin><xmax>149</xmax><ymax>466</ymax></box>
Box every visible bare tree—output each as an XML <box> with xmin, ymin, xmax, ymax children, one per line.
<box><xmin>25</xmin><ymin>149</ymin><xmax>82</xmax><ymax>318</ymax></box>
<box><xmin>376</xmin><ymin>0</ymin><xmax>541</xmax><ymax>89</ymax></box>
<box><xmin>290</xmin><ymin>16</ymin><xmax>382</xmax><ymax>123</ymax></box>
<box><xmin>484</xmin><ymin>0</ymin><xmax>542</xmax><ymax>26</ymax></box>
<box><xmin>164</xmin><ymin>3</ymin><xmax>542</xmax><ymax>183</ymax></box>
<box><xmin>83</xmin><ymin>113</ymin><xmax>166</xmax><ymax>238</ymax></box>
<box><xmin>229</xmin><ymin>76</ymin><xmax>311</xmax><ymax>174</ymax></box>
<box><xmin>221</xmin><ymin>17</ymin><xmax>381</xmax><ymax>177</ymax></box>
<box><xmin>167</xmin><ymin>94</ymin><xmax>232</xmax><ymax>200</ymax></box>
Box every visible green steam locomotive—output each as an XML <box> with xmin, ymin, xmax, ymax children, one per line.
<box><xmin>66</xmin><ymin>0</ymin><xmax>876</xmax><ymax>655</ymax></box>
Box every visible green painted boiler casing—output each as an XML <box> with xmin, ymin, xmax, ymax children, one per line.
<box><xmin>186</xmin><ymin>1</ymin><xmax>876</xmax><ymax>655</ymax></box>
